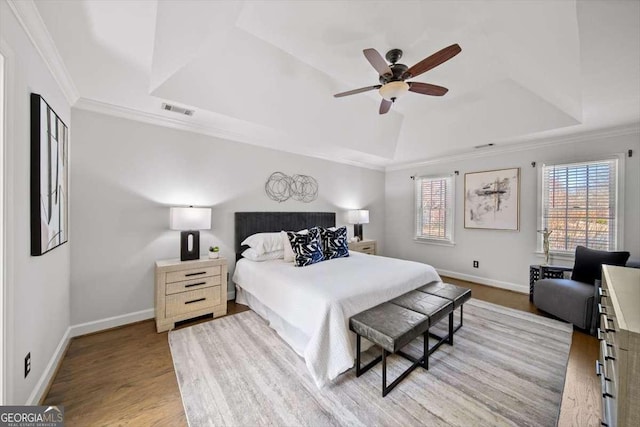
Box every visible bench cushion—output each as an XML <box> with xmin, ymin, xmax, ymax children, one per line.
<box><xmin>391</xmin><ymin>291</ymin><xmax>453</xmax><ymax>327</ymax></box>
<box><xmin>418</xmin><ymin>282</ymin><xmax>471</xmax><ymax>308</ymax></box>
<box><xmin>349</xmin><ymin>303</ymin><xmax>429</xmax><ymax>353</ymax></box>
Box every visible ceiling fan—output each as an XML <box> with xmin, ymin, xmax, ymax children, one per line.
<box><xmin>334</xmin><ymin>44</ymin><xmax>462</xmax><ymax>114</ymax></box>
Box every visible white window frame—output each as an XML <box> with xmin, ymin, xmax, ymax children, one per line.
<box><xmin>414</xmin><ymin>174</ymin><xmax>455</xmax><ymax>246</ymax></box>
<box><xmin>537</xmin><ymin>154</ymin><xmax>625</xmax><ymax>258</ymax></box>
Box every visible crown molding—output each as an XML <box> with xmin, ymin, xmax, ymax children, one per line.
<box><xmin>385</xmin><ymin>123</ymin><xmax>640</xmax><ymax>172</ymax></box>
<box><xmin>7</xmin><ymin>0</ymin><xmax>80</xmax><ymax>105</ymax></box>
<box><xmin>73</xmin><ymin>97</ymin><xmax>386</xmax><ymax>171</ymax></box>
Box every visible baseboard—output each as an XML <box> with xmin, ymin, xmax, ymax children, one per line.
<box><xmin>437</xmin><ymin>269</ymin><xmax>529</xmax><ymax>294</ymax></box>
<box><xmin>69</xmin><ymin>308</ymin><xmax>155</xmax><ymax>338</ymax></box>
<box><xmin>227</xmin><ymin>290</ymin><xmax>235</xmax><ymax>301</ymax></box>
<box><xmin>26</xmin><ymin>327</ymin><xmax>71</xmax><ymax>405</ymax></box>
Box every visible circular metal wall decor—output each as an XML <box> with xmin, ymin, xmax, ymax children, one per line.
<box><xmin>265</xmin><ymin>172</ymin><xmax>318</xmax><ymax>203</ymax></box>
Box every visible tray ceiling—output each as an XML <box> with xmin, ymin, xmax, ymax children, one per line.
<box><xmin>34</xmin><ymin>0</ymin><xmax>640</xmax><ymax>168</ymax></box>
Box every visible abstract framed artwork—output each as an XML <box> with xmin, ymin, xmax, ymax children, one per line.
<box><xmin>464</xmin><ymin>167</ymin><xmax>520</xmax><ymax>230</ymax></box>
<box><xmin>30</xmin><ymin>93</ymin><xmax>68</xmax><ymax>256</ymax></box>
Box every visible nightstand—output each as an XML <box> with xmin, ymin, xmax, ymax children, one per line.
<box><xmin>155</xmin><ymin>257</ymin><xmax>228</xmax><ymax>332</ymax></box>
<box><xmin>349</xmin><ymin>239</ymin><xmax>377</xmax><ymax>255</ymax></box>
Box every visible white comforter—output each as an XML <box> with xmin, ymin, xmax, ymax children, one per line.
<box><xmin>232</xmin><ymin>252</ymin><xmax>441</xmax><ymax>387</ymax></box>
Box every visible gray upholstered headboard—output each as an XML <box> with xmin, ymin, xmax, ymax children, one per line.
<box><xmin>235</xmin><ymin>212</ymin><xmax>336</xmax><ymax>260</ymax></box>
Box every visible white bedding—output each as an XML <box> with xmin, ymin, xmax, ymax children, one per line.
<box><xmin>232</xmin><ymin>251</ymin><xmax>441</xmax><ymax>387</ymax></box>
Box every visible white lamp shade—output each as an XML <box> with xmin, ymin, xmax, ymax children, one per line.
<box><xmin>348</xmin><ymin>209</ymin><xmax>370</xmax><ymax>224</ymax></box>
<box><xmin>170</xmin><ymin>207</ymin><xmax>211</xmax><ymax>230</ymax></box>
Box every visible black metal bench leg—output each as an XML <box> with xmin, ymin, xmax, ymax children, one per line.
<box><xmin>382</xmin><ymin>349</ymin><xmax>387</xmax><ymax>397</ymax></box>
<box><xmin>448</xmin><ymin>311</ymin><xmax>454</xmax><ymax>345</ymax></box>
<box><xmin>423</xmin><ymin>331</ymin><xmax>429</xmax><ymax>370</ymax></box>
<box><xmin>355</xmin><ymin>334</ymin><xmax>382</xmax><ymax>377</ymax></box>
<box><xmin>356</xmin><ymin>334</ymin><xmax>361</xmax><ymax>376</ymax></box>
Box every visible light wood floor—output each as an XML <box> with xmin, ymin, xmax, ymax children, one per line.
<box><xmin>43</xmin><ymin>279</ymin><xmax>599</xmax><ymax>426</ymax></box>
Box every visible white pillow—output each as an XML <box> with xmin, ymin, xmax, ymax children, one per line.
<box><xmin>241</xmin><ymin>248</ymin><xmax>284</xmax><ymax>262</ymax></box>
<box><xmin>282</xmin><ymin>229</ymin><xmax>308</xmax><ymax>262</ymax></box>
<box><xmin>241</xmin><ymin>232</ymin><xmax>283</xmax><ymax>255</ymax></box>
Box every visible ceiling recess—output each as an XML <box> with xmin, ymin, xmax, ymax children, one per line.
<box><xmin>161</xmin><ymin>103</ymin><xmax>194</xmax><ymax>116</ymax></box>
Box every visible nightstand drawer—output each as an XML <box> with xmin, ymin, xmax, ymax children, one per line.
<box><xmin>349</xmin><ymin>240</ymin><xmax>377</xmax><ymax>255</ymax></box>
<box><xmin>166</xmin><ymin>265</ymin><xmax>221</xmax><ymax>283</ymax></box>
<box><xmin>166</xmin><ymin>275</ymin><xmax>221</xmax><ymax>295</ymax></box>
<box><xmin>165</xmin><ymin>287</ymin><xmax>221</xmax><ymax>317</ymax></box>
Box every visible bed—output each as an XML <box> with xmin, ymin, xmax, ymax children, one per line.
<box><xmin>232</xmin><ymin>212</ymin><xmax>442</xmax><ymax>387</ymax></box>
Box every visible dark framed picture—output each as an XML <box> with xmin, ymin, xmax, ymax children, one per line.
<box><xmin>464</xmin><ymin>167</ymin><xmax>520</xmax><ymax>230</ymax></box>
<box><xmin>31</xmin><ymin>93</ymin><xmax>69</xmax><ymax>256</ymax></box>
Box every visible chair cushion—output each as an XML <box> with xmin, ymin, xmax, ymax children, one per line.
<box><xmin>571</xmin><ymin>246</ymin><xmax>630</xmax><ymax>285</ymax></box>
<box><xmin>533</xmin><ymin>278</ymin><xmax>594</xmax><ymax>329</ymax></box>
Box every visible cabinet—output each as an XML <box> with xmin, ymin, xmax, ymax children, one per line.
<box><xmin>349</xmin><ymin>239</ymin><xmax>377</xmax><ymax>255</ymax></box>
<box><xmin>155</xmin><ymin>257</ymin><xmax>228</xmax><ymax>332</ymax></box>
<box><xmin>597</xmin><ymin>265</ymin><xmax>640</xmax><ymax>427</ymax></box>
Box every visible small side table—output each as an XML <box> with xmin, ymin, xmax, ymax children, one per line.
<box><xmin>349</xmin><ymin>239</ymin><xmax>377</xmax><ymax>255</ymax></box>
<box><xmin>529</xmin><ymin>264</ymin><xmax>573</xmax><ymax>301</ymax></box>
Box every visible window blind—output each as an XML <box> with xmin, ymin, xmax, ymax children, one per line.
<box><xmin>415</xmin><ymin>175</ymin><xmax>454</xmax><ymax>242</ymax></box>
<box><xmin>542</xmin><ymin>158</ymin><xmax>618</xmax><ymax>252</ymax></box>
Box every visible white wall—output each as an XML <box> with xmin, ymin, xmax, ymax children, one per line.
<box><xmin>70</xmin><ymin>108</ymin><xmax>385</xmax><ymax>325</ymax></box>
<box><xmin>1</xmin><ymin>0</ymin><xmax>71</xmax><ymax>404</ymax></box>
<box><xmin>385</xmin><ymin>129</ymin><xmax>640</xmax><ymax>292</ymax></box>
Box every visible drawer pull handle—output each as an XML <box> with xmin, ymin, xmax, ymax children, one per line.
<box><xmin>597</xmin><ymin>328</ymin><xmax>604</xmax><ymax>341</ymax></box>
<box><xmin>600</xmin><ymin>371</ymin><xmax>614</xmax><ymax>398</ymax></box>
<box><xmin>601</xmin><ymin>315</ymin><xmax>616</xmax><ymax>333</ymax></box>
<box><xmin>599</xmin><ymin>288</ymin><xmax>608</xmax><ymax>297</ymax></box>
<box><xmin>185</xmin><ymin>282</ymin><xmax>206</xmax><ymax>288</ymax></box>
<box><xmin>600</xmin><ymin>340</ymin><xmax>615</xmax><ymax>361</ymax></box>
<box><xmin>598</xmin><ymin>303</ymin><xmax>607</xmax><ymax>315</ymax></box>
<box><xmin>596</xmin><ymin>360</ymin><xmax>603</xmax><ymax>376</ymax></box>
<box><xmin>185</xmin><ymin>271</ymin><xmax>207</xmax><ymax>277</ymax></box>
<box><xmin>185</xmin><ymin>298</ymin><xmax>206</xmax><ymax>305</ymax></box>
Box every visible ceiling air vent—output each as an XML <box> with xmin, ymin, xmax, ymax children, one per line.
<box><xmin>161</xmin><ymin>103</ymin><xmax>194</xmax><ymax>116</ymax></box>
<box><xmin>474</xmin><ymin>143</ymin><xmax>495</xmax><ymax>149</ymax></box>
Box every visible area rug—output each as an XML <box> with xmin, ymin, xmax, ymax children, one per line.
<box><xmin>169</xmin><ymin>299</ymin><xmax>572</xmax><ymax>426</ymax></box>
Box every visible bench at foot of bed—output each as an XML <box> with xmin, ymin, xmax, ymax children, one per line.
<box><xmin>349</xmin><ymin>283</ymin><xmax>471</xmax><ymax>396</ymax></box>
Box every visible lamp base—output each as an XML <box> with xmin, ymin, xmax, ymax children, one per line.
<box><xmin>180</xmin><ymin>230</ymin><xmax>200</xmax><ymax>261</ymax></box>
<box><xmin>353</xmin><ymin>224</ymin><xmax>363</xmax><ymax>241</ymax></box>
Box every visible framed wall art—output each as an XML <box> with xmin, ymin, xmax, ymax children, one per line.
<box><xmin>30</xmin><ymin>93</ymin><xmax>69</xmax><ymax>256</ymax></box>
<box><xmin>464</xmin><ymin>167</ymin><xmax>519</xmax><ymax>230</ymax></box>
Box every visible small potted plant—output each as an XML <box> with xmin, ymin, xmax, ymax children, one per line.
<box><xmin>208</xmin><ymin>246</ymin><xmax>220</xmax><ymax>259</ymax></box>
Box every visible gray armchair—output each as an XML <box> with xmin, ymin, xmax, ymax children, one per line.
<box><xmin>533</xmin><ymin>246</ymin><xmax>630</xmax><ymax>334</ymax></box>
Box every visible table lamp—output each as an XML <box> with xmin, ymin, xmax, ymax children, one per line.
<box><xmin>170</xmin><ymin>206</ymin><xmax>211</xmax><ymax>261</ymax></box>
<box><xmin>348</xmin><ymin>209</ymin><xmax>369</xmax><ymax>241</ymax></box>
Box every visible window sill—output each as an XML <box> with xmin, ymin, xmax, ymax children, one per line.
<box><xmin>533</xmin><ymin>251</ymin><xmax>575</xmax><ymax>264</ymax></box>
<box><xmin>414</xmin><ymin>238</ymin><xmax>455</xmax><ymax>247</ymax></box>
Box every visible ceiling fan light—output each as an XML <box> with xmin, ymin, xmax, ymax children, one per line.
<box><xmin>379</xmin><ymin>81</ymin><xmax>410</xmax><ymax>100</ymax></box>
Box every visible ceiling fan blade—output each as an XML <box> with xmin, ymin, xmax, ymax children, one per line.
<box><xmin>363</xmin><ymin>48</ymin><xmax>392</xmax><ymax>76</ymax></box>
<box><xmin>334</xmin><ymin>85</ymin><xmax>381</xmax><ymax>98</ymax></box>
<box><xmin>408</xmin><ymin>82</ymin><xmax>449</xmax><ymax>96</ymax></box>
<box><xmin>379</xmin><ymin>99</ymin><xmax>392</xmax><ymax>115</ymax></box>
<box><xmin>403</xmin><ymin>44</ymin><xmax>462</xmax><ymax>79</ymax></box>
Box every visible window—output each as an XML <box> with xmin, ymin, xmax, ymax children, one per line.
<box><xmin>415</xmin><ymin>174</ymin><xmax>455</xmax><ymax>244</ymax></box>
<box><xmin>541</xmin><ymin>158</ymin><xmax>619</xmax><ymax>253</ymax></box>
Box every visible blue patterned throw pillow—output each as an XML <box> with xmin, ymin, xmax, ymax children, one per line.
<box><xmin>319</xmin><ymin>226</ymin><xmax>349</xmax><ymax>260</ymax></box>
<box><xmin>286</xmin><ymin>227</ymin><xmax>325</xmax><ymax>267</ymax></box>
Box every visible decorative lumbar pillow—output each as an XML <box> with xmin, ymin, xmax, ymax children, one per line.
<box><xmin>241</xmin><ymin>248</ymin><xmax>284</xmax><ymax>262</ymax></box>
<box><xmin>571</xmin><ymin>245</ymin><xmax>630</xmax><ymax>285</ymax></box>
<box><xmin>286</xmin><ymin>228</ymin><xmax>324</xmax><ymax>267</ymax></box>
<box><xmin>319</xmin><ymin>226</ymin><xmax>349</xmax><ymax>260</ymax></box>
<box><xmin>241</xmin><ymin>232</ymin><xmax>283</xmax><ymax>255</ymax></box>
